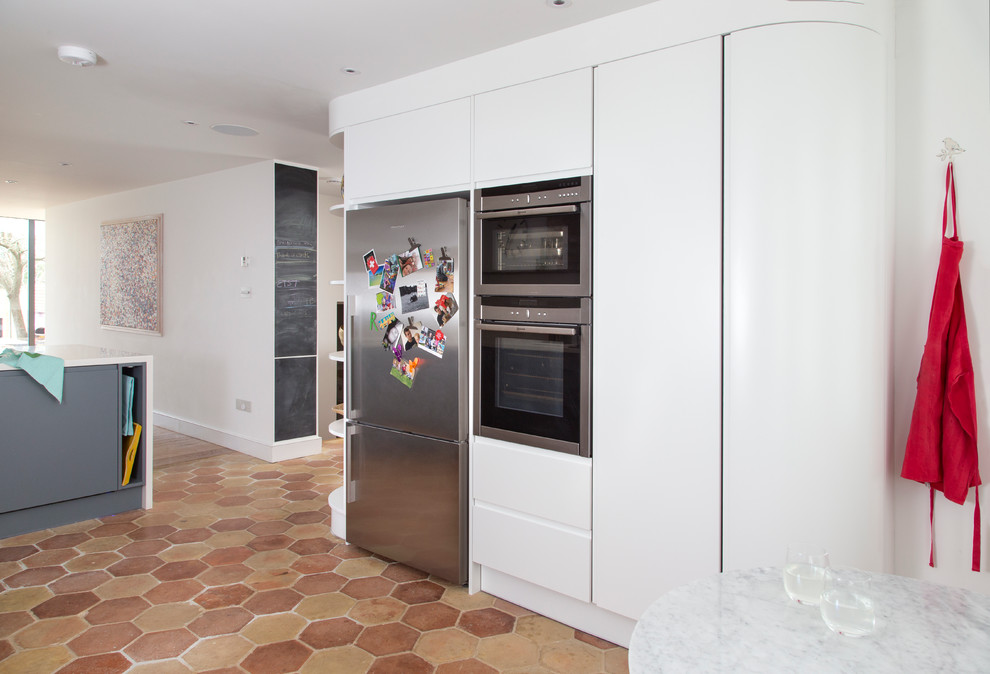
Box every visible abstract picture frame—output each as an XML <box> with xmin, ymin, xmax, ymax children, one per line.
<box><xmin>100</xmin><ymin>213</ymin><xmax>163</xmax><ymax>335</ymax></box>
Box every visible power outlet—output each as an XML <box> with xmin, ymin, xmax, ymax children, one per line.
<box><xmin>235</xmin><ymin>399</ymin><xmax>252</xmax><ymax>412</ymax></box>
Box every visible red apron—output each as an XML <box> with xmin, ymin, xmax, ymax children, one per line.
<box><xmin>902</xmin><ymin>162</ymin><xmax>981</xmax><ymax>572</ymax></box>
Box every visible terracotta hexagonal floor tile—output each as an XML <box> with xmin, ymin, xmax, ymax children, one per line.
<box><xmin>295</xmin><ymin>593</ymin><xmax>355</xmax><ymax>621</ymax></box>
<box><xmin>576</xmin><ymin>630</ymin><xmax>619</xmax><ymax>649</ymax></box>
<box><xmin>126</xmin><ymin>525</ymin><xmax>178</xmax><ymax>541</ymax></box>
<box><xmin>195</xmin><ymin>583</ymin><xmax>254</xmax><ymax>609</ymax></box>
<box><xmin>300</xmin><ymin>645</ymin><xmax>373</xmax><ymax>674</ymax></box>
<box><xmin>366</xmin><ymin>652</ymin><xmax>434</xmax><ymax>674</ymax></box>
<box><xmin>87</xmin><ymin>522</ymin><xmax>139</xmax><ymax>539</ymax></box>
<box><xmin>5</xmin><ymin>566</ymin><xmax>67</xmax><ymax>588</ymax></box>
<box><xmin>248</xmin><ymin>521</ymin><xmax>292</xmax><ymax>536</ymax></box>
<box><xmin>64</xmin><ymin>551</ymin><xmax>123</xmax><ymax>573</ymax></box>
<box><xmin>0</xmin><ymin>640</ymin><xmax>15</xmax><ymax>661</ymax></box>
<box><xmin>349</xmin><ymin>597</ymin><xmax>407</xmax><ymax>627</ymax></box>
<box><xmin>134</xmin><ymin>602</ymin><xmax>204</xmax><ymax>632</ymax></box>
<box><xmin>50</xmin><ymin>570</ymin><xmax>112</xmax><ymax>594</ymax></box>
<box><xmin>243</xmin><ymin>588</ymin><xmax>303</xmax><ymax>615</ymax></box>
<box><xmin>107</xmin><ymin>556</ymin><xmax>166</xmax><ymax>577</ymax></box>
<box><xmin>605</xmin><ymin>647</ymin><xmax>630</xmax><ymax>674</ymax></box>
<box><xmin>56</xmin><ymin>652</ymin><xmax>132</xmax><ymax>674</ymax></box>
<box><xmin>403</xmin><ymin>601</ymin><xmax>461</xmax><ymax>632</ymax></box>
<box><xmin>299</xmin><ymin>616</ymin><xmax>363</xmax><ymax>649</ymax></box>
<box><xmin>247</xmin><ymin>534</ymin><xmax>295</xmax><ymax>552</ymax></box>
<box><xmin>92</xmin><ymin>574</ymin><xmax>158</xmax><ymax>600</ymax></box>
<box><xmin>143</xmin><ymin>578</ymin><xmax>205</xmax><ymax>604</ymax></box>
<box><xmin>392</xmin><ymin>580</ymin><xmax>445</xmax><ymax>605</ymax></box>
<box><xmin>12</xmin><ymin>615</ymin><xmax>88</xmax><ymax>649</ymax></box>
<box><xmin>32</xmin><ymin>591</ymin><xmax>100</xmax><ymax>619</ymax></box>
<box><xmin>0</xmin><ymin>610</ymin><xmax>34</xmax><ymax>638</ymax></box>
<box><xmin>381</xmin><ymin>563</ymin><xmax>429</xmax><ymax>583</ymax></box>
<box><xmin>67</xmin><ymin>621</ymin><xmax>142</xmax><ymax>655</ymax></box>
<box><xmin>458</xmin><ymin>607</ymin><xmax>515</xmax><ymax>638</ymax></box>
<box><xmin>356</xmin><ymin>622</ymin><xmax>419</xmax><ymax>656</ymax></box>
<box><xmin>288</xmin><ymin>538</ymin><xmax>335</xmax><ymax>556</ymax></box>
<box><xmin>341</xmin><ymin>576</ymin><xmax>396</xmax><ymax>600</ymax></box>
<box><xmin>188</xmin><ymin>606</ymin><xmax>253</xmax><ymax>637</ymax></box>
<box><xmin>284</xmin><ymin>490</ymin><xmax>319</xmax><ymax>502</ymax></box>
<box><xmin>182</xmin><ymin>634</ymin><xmax>254</xmax><ymax>671</ymax></box>
<box><xmin>331</xmin><ymin>543</ymin><xmax>371</xmax><ymax>560</ymax></box>
<box><xmin>476</xmin><ymin>633</ymin><xmax>540</xmax><ymax>670</ymax></box>
<box><xmin>240</xmin><ymin>639</ymin><xmax>313</xmax><ymax>674</ymax></box>
<box><xmin>202</xmin><ymin>546</ymin><xmax>254</xmax><ymax>567</ymax></box>
<box><xmin>209</xmin><ymin>518</ymin><xmax>256</xmax><ymax>533</ymax></box>
<box><xmin>84</xmin><ymin>596</ymin><xmax>152</xmax><ymax>625</ymax></box>
<box><xmin>414</xmin><ymin>627</ymin><xmax>479</xmax><ymax>665</ymax></box>
<box><xmin>37</xmin><ymin>532</ymin><xmax>91</xmax><ymax>550</ymax></box>
<box><xmin>290</xmin><ymin>554</ymin><xmax>340</xmax><ymax>575</ymax></box>
<box><xmin>0</xmin><ymin>545</ymin><xmax>38</xmax><ymax>562</ymax></box>
<box><xmin>286</xmin><ymin>511</ymin><xmax>326</xmax><ymax>526</ymax></box>
<box><xmin>435</xmin><ymin>659</ymin><xmax>499</xmax><ymax>674</ymax></box>
<box><xmin>336</xmin><ymin>557</ymin><xmax>389</xmax><ymax>579</ymax></box>
<box><xmin>198</xmin><ymin>563</ymin><xmax>253</xmax><ymax>587</ymax></box>
<box><xmin>243</xmin><ymin>549</ymin><xmax>299</xmax><ymax>572</ymax></box>
<box><xmin>540</xmin><ymin>639</ymin><xmax>605</xmax><ymax>674</ymax></box>
<box><xmin>124</xmin><ymin>628</ymin><xmax>197</xmax><ymax>662</ymax></box>
<box><xmin>241</xmin><ymin>612</ymin><xmax>308</xmax><ymax>645</ymax></box>
<box><xmin>152</xmin><ymin>560</ymin><xmax>208</xmax><ymax>582</ymax></box>
<box><xmin>118</xmin><ymin>539</ymin><xmax>170</xmax><ymax>558</ymax></box>
<box><xmin>165</xmin><ymin>527</ymin><xmax>213</xmax><ymax>544</ymax></box>
<box><xmin>22</xmin><ymin>548</ymin><xmax>78</xmax><ymax>568</ymax></box>
<box><xmin>293</xmin><ymin>572</ymin><xmax>346</xmax><ymax>596</ymax></box>
<box><xmin>249</xmin><ymin>471</ymin><xmax>283</xmax><ymax>480</ymax></box>
<box><xmin>514</xmin><ymin>614</ymin><xmax>574</xmax><ymax>645</ymax></box>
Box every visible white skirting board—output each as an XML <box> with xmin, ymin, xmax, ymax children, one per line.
<box><xmin>154</xmin><ymin>412</ymin><xmax>324</xmax><ymax>463</ymax></box>
<box><xmin>480</xmin><ymin>566</ymin><xmax>636</xmax><ymax>648</ymax></box>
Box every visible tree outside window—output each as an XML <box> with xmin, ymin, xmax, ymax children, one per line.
<box><xmin>0</xmin><ymin>217</ymin><xmax>44</xmax><ymax>346</ymax></box>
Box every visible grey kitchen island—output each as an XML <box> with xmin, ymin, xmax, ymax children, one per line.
<box><xmin>0</xmin><ymin>345</ymin><xmax>153</xmax><ymax>538</ymax></box>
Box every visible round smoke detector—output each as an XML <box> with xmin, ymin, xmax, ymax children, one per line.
<box><xmin>57</xmin><ymin>45</ymin><xmax>98</xmax><ymax>67</ymax></box>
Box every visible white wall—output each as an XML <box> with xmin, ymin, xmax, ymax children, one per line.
<box><xmin>317</xmin><ymin>196</ymin><xmax>344</xmax><ymax>440</ymax></box>
<box><xmin>46</xmin><ymin>162</ymin><xmax>277</xmax><ymax>448</ymax></box>
<box><xmin>894</xmin><ymin>0</ymin><xmax>990</xmax><ymax>592</ymax></box>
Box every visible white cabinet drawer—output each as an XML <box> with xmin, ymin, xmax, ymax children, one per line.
<box><xmin>473</xmin><ymin>502</ymin><xmax>591</xmax><ymax>602</ymax></box>
<box><xmin>473</xmin><ymin>438</ymin><xmax>591</xmax><ymax>529</ymax></box>
<box><xmin>474</xmin><ymin>69</ymin><xmax>593</xmax><ymax>183</ymax></box>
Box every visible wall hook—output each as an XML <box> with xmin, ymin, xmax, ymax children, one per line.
<box><xmin>937</xmin><ymin>137</ymin><xmax>965</xmax><ymax>162</ymax></box>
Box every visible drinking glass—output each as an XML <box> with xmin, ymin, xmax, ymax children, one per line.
<box><xmin>783</xmin><ymin>546</ymin><xmax>829</xmax><ymax>605</ymax></box>
<box><xmin>819</xmin><ymin>567</ymin><xmax>876</xmax><ymax>637</ymax></box>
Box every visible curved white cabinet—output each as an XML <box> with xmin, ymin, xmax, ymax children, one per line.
<box><xmin>722</xmin><ymin>23</ymin><xmax>888</xmax><ymax>572</ymax></box>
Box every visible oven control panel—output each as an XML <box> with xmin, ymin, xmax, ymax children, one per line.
<box><xmin>476</xmin><ymin>296</ymin><xmax>591</xmax><ymax>325</ymax></box>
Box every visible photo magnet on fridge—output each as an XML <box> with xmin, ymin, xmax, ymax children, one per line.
<box><xmin>434</xmin><ymin>292</ymin><xmax>457</xmax><ymax>328</ymax></box>
<box><xmin>422</xmin><ymin>249</ymin><xmax>435</xmax><ymax>268</ymax></box>
<box><xmin>376</xmin><ymin>291</ymin><xmax>394</xmax><ymax>312</ymax></box>
<box><xmin>399</xmin><ymin>281</ymin><xmax>429</xmax><ymax>313</ymax></box>
<box><xmin>363</xmin><ymin>250</ymin><xmax>379</xmax><ymax>273</ymax></box>
<box><xmin>382</xmin><ymin>317</ymin><xmax>404</xmax><ymax>360</ymax></box>
<box><xmin>435</xmin><ymin>249</ymin><xmax>454</xmax><ymax>293</ymax></box>
<box><xmin>402</xmin><ymin>320</ymin><xmax>422</xmax><ymax>352</ymax></box>
<box><xmin>379</xmin><ymin>256</ymin><xmax>398</xmax><ymax>294</ymax></box>
<box><xmin>418</xmin><ymin>326</ymin><xmax>446</xmax><ymax>358</ymax></box>
<box><xmin>398</xmin><ymin>247</ymin><xmax>424</xmax><ymax>277</ymax></box>
<box><xmin>374</xmin><ymin>311</ymin><xmax>396</xmax><ymax>331</ymax></box>
<box><xmin>390</xmin><ymin>356</ymin><xmax>423</xmax><ymax>388</ymax></box>
<box><xmin>368</xmin><ymin>264</ymin><xmax>384</xmax><ymax>288</ymax></box>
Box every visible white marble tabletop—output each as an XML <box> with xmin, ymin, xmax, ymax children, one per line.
<box><xmin>629</xmin><ymin>566</ymin><xmax>990</xmax><ymax>673</ymax></box>
<box><xmin>0</xmin><ymin>344</ymin><xmax>150</xmax><ymax>368</ymax></box>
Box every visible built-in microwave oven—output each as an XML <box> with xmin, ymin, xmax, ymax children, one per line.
<box><xmin>474</xmin><ymin>176</ymin><xmax>591</xmax><ymax>297</ymax></box>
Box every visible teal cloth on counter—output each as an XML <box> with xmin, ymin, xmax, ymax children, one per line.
<box><xmin>0</xmin><ymin>348</ymin><xmax>65</xmax><ymax>402</ymax></box>
<box><xmin>121</xmin><ymin>374</ymin><xmax>135</xmax><ymax>436</ymax></box>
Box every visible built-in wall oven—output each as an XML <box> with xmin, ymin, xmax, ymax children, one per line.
<box><xmin>475</xmin><ymin>176</ymin><xmax>591</xmax><ymax>297</ymax></box>
<box><xmin>474</xmin><ymin>296</ymin><xmax>591</xmax><ymax>457</ymax></box>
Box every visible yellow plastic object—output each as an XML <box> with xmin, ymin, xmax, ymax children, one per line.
<box><xmin>122</xmin><ymin>422</ymin><xmax>142</xmax><ymax>486</ymax></box>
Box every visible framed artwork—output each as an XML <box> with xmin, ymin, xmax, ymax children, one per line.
<box><xmin>100</xmin><ymin>213</ymin><xmax>163</xmax><ymax>335</ymax></box>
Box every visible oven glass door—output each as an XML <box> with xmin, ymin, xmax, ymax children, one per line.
<box><xmin>477</xmin><ymin>322</ymin><xmax>589</xmax><ymax>456</ymax></box>
<box><xmin>477</xmin><ymin>207</ymin><xmax>588</xmax><ymax>293</ymax></box>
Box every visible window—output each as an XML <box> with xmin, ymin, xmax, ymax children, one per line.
<box><xmin>0</xmin><ymin>217</ymin><xmax>45</xmax><ymax>347</ymax></box>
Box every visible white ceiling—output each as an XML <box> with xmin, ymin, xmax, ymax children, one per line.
<box><xmin>0</xmin><ymin>0</ymin><xmax>658</xmax><ymax>220</ymax></box>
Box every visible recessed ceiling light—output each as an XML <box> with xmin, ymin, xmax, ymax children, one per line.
<box><xmin>547</xmin><ymin>0</ymin><xmax>572</xmax><ymax>7</ymax></box>
<box><xmin>57</xmin><ymin>45</ymin><xmax>98</xmax><ymax>67</ymax></box>
<box><xmin>58</xmin><ymin>162</ymin><xmax>72</xmax><ymax>167</ymax></box>
<box><xmin>341</xmin><ymin>67</ymin><xmax>361</xmax><ymax>76</ymax></box>
<box><xmin>181</xmin><ymin>120</ymin><xmax>199</xmax><ymax>126</ymax></box>
<box><xmin>210</xmin><ymin>123</ymin><xmax>259</xmax><ymax>137</ymax></box>
<box><xmin>4</xmin><ymin>179</ymin><xmax>17</xmax><ymax>184</ymax></box>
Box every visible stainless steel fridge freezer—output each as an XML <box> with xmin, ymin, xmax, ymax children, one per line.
<box><xmin>345</xmin><ymin>197</ymin><xmax>469</xmax><ymax>584</ymax></box>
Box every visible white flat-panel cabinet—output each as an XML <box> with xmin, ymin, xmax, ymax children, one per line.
<box><xmin>722</xmin><ymin>23</ymin><xmax>887</xmax><ymax>571</ymax></box>
<box><xmin>592</xmin><ymin>37</ymin><xmax>723</xmax><ymax>621</ymax></box>
<box><xmin>474</xmin><ymin>69</ymin><xmax>593</xmax><ymax>184</ymax></box>
<box><xmin>345</xmin><ymin>98</ymin><xmax>471</xmax><ymax>201</ymax></box>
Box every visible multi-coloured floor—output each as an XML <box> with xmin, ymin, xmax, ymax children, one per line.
<box><xmin>0</xmin><ymin>431</ymin><xmax>628</xmax><ymax>673</ymax></box>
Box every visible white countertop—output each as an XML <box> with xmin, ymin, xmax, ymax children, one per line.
<box><xmin>630</xmin><ymin>566</ymin><xmax>990</xmax><ymax>673</ymax></box>
<box><xmin>0</xmin><ymin>344</ymin><xmax>151</xmax><ymax>369</ymax></box>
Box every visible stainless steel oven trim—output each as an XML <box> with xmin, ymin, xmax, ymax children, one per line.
<box><xmin>474</xmin><ymin>198</ymin><xmax>591</xmax><ymax>298</ymax></box>
<box><xmin>476</xmin><ymin>204</ymin><xmax>578</xmax><ymax>219</ymax></box>
<box><xmin>473</xmin><ymin>318</ymin><xmax>591</xmax><ymax>458</ymax></box>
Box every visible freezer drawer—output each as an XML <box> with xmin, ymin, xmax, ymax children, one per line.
<box><xmin>346</xmin><ymin>423</ymin><xmax>467</xmax><ymax>584</ymax></box>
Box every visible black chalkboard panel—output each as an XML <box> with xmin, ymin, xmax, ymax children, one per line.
<box><xmin>274</xmin><ymin>163</ymin><xmax>317</xmax><ymax>358</ymax></box>
<box><xmin>275</xmin><ymin>356</ymin><xmax>317</xmax><ymax>442</ymax></box>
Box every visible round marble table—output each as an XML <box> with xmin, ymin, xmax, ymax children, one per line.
<box><xmin>629</xmin><ymin>566</ymin><xmax>990</xmax><ymax>673</ymax></box>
